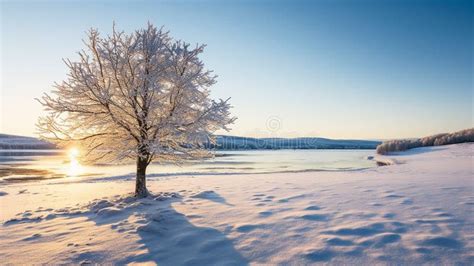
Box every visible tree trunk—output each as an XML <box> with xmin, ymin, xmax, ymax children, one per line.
<box><xmin>135</xmin><ymin>156</ymin><xmax>148</xmax><ymax>197</ymax></box>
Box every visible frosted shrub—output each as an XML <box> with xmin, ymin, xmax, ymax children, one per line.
<box><xmin>376</xmin><ymin>128</ymin><xmax>473</xmax><ymax>155</ymax></box>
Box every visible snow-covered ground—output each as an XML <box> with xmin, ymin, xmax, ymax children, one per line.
<box><xmin>0</xmin><ymin>144</ymin><xmax>473</xmax><ymax>264</ymax></box>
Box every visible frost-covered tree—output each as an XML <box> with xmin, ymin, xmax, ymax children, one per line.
<box><xmin>37</xmin><ymin>24</ymin><xmax>235</xmax><ymax>197</ymax></box>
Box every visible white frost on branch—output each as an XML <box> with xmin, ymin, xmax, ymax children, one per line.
<box><xmin>37</xmin><ymin>23</ymin><xmax>236</xmax><ymax>164</ymax></box>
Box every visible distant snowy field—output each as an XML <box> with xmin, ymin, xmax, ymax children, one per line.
<box><xmin>0</xmin><ymin>144</ymin><xmax>473</xmax><ymax>264</ymax></box>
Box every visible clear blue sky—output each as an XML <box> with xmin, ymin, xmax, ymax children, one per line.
<box><xmin>1</xmin><ymin>0</ymin><xmax>472</xmax><ymax>139</ymax></box>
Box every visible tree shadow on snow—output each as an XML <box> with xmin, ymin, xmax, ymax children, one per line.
<box><xmin>84</xmin><ymin>192</ymin><xmax>247</xmax><ymax>265</ymax></box>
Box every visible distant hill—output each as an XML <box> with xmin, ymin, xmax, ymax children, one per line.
<box><xmin>210</xmin><ymin>135</ymin><xmax>381</xmax><ymax>150</ymax></box>
<box><xmin>0</xmin><ymin>134</ymin><xmax>381</xmax><ymax>150</ymax></box>
<box><xmin>0</xmin><ymin>134</ymin><xmax>56</xmax><ymax>150</ymax></box>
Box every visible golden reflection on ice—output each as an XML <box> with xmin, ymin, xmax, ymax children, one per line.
<box><xmin>67</xmin><ymin>148</ymin><xmax>83</xmax><ymax>177</ymax></box>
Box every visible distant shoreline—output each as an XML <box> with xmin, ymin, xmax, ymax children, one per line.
<box><xmin>0</xmin><ymin>133</ymin><xmax>381</xmax><ymax>150</ymax></box>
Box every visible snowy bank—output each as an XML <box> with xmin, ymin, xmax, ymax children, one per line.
<box><xmin>0</xmin><ymin>143</ymin><xmax>473</xmax><ymax>264</ymax></box>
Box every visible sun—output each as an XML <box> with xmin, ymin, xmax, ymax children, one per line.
<box><xmin>69</xmin><ymin>147</ymin><xmax>79</xmax><ymax>159</ymax></box>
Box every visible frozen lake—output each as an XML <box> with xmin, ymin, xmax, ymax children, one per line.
<box><xmin>0</xmin><ymin>149</ymin><xmax>377</xmax><ymax>182</ymax></box>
